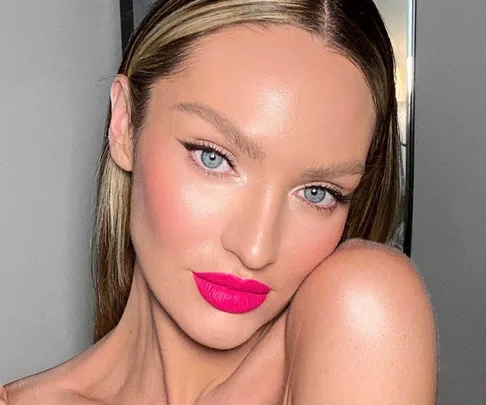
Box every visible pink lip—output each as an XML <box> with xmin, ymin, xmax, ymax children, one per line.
<box><xmin>192</xmin><ymin>272</ymin><xmax>270</xmax><ymax>314</ymax></box>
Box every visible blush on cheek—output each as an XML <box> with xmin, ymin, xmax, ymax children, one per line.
<box><xmin>132</xmin><ymin>141</ymin><xmax>231</xmax><ymax>258</ymax></box>
<box><xmin>306</xmin><ymin>226</ymin><xmax>343</xmax><ymax>264</ymax></box>
<box><xmin>282</xmin><ymin>216</ymin><xmax>346</xmax><ymax>287</ymax></box>
<box><xmin>134</xmin><ymin>149</ymin><xmax>193</xmax><ymax>247</ymax></box>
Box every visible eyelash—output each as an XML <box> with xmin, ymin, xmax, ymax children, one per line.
<box><xmin>182</xmin><ymin>140</ymin><xmax>236</xmax><ymax>175</ymax></box>
<box><xmin>300</xmin><ymin>185</ymin><xmax>353</xmax><ymax>213</ymax></box>
<box><xmin>181</xmin><ymin>140</ymin><xmax>353</xmax><ymax>212</ymax></box>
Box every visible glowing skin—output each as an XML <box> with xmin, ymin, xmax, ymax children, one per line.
<box><xmin>2</xmin><ymin>23</ymin><xmax>437</xmax><ymax>405</ymax></box>
<box><xmin>127</xmin><ymin>26</ymin><xmax>374</xmax><ymax>354</ymax></box>
<box><xmin>101</xmin><ymin>25</ymin><xmax>375</xmax><ymax>403</ymax></box>
<box><xmin>7</xmin><ymin>25</ymin><xmax>438</xmax><ymax>405</ymax></box>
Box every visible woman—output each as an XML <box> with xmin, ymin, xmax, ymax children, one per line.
<box><xmin>1</xmin><ymin>0</ymin><xmax>437</xmax><ymax>404</ymax></box>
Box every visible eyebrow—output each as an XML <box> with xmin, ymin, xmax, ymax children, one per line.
<box><xmin>300</xmin><ymin>162</ymin><xmax>365</xmax><ymax>183</ymax></box>
<box><xmin>173</xmin><ymin>101</ymin><xmax>365</xmax><ymax>182</ymax></box>
<box><xmin>173</xmin><ymin>101</ymin><xmax>266</xmax><ymax>163</ymax></box>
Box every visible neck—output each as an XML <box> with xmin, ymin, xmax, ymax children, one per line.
<box><xmin>68</xmin><ymin>266</ymin><xmax>266</xmax><ymax>405</ymax></box>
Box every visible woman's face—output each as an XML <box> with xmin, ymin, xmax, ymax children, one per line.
<box><xmin>126</xmin><ymin>25</ymin><xmax>375</xmax><ymax>349</ymax></box>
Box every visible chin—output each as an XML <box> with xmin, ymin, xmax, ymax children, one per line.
<box><xmin>193</xmin><ymin>330</ymin><xmax>254</xmax><ymax>351</ymax></box>
<box><xmin>173</xmin><ymin>306</ymin><xmax>275</xmax><ymax>351</ymax></box>
<box><xmin>202</xmin><ymin>317</ymin><xmax>266</xmax><ymax>350</ymax></box>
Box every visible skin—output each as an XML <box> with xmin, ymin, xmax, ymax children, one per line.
<box><xmin>2</xmin><ymin>25</ymin><xmax>437</xmax><ymax>405</ymax></box>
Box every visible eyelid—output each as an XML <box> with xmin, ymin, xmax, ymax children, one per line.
<box><xmin>180</xmin><ymin>139</ymin><xmax>354</xmax><ymax>209</ymax></box>
<box><xmin>182</xmin><ymin>139</ymin><xmax>237</xmax><ymax>168</ymax></box>
<box><xmin>293</xmin><ymin>183</ymin><xmax>353</xmax><ymax>212</ymax></box>
<box><xmin>181</xmin><ymin>139</ymin><xmax>238</xmax><ymax>177</ymax></box>
<box><xmin>292</xmin><ymin>182</ymin><xmax>343</xmax><ymax>197</ymax></box>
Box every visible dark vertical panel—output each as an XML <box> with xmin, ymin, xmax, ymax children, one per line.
<box><xmin>120</xmin><ymin>0</ymin><xmax>134</xmax><ymax>51</ymax></box>
<box><xmin>404</xmin><ymin>0</ymin><xmax>417</xmax><ymax>257</ymax></box>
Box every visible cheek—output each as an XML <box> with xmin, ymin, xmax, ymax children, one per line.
<box><xmin>278</xmin><ymin>212</ymin><xmax>347</xmax><ymax>289</ymax></box>
<box><xmin>130</xmin><ymin>141</ymin><xmax>229</xmax><ymax>261</ymax></box>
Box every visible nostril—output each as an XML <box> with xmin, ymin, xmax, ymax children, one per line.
<box><xmin>221</xmin><ymin>221</ymin><xmax>280</xmax><ymax>271</ymax></box>
<box><xmin>220</xmin><ymin>188</ymin><xmax>283</xmax><ymax>270</ymax></box>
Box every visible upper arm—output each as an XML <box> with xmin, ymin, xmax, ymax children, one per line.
<box><xmin>284</xmin><ymin>239</ymin><xmax>437</xmax><ymax>405</ymax></box>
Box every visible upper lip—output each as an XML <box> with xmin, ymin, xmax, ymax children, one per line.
<box><xmin>193</xmin><ymin>272</ymin><xmax>271</xmax><ymax>294</ymax></box>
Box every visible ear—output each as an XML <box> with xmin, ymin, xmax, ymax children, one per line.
<box><xmin>108</xmin><ymin>75</ymin><xmax>134</xmax><ymax>172</ymax></box>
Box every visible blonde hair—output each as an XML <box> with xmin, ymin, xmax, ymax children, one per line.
<box><xmin>92</xmin><ymin>0</ymin><xmax>402</xmax><ymax>341</ymax></box>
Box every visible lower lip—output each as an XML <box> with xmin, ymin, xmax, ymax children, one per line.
<box><xmin>192</xmin><ymin>274</ymin><xmax>269</xmax><ymax>314</ymax></box>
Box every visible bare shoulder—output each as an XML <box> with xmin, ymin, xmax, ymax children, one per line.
<box><xmin>0</xmin><ymin>385</ymin><xmax>7</xmax><ymax>405</ymax></box>
<box><xmin>284</xmin><ymin>239</ymin><xmax>437</xmax><ymax>405</ymax></box>
<box><xmin>4</xmin><ymin>373</ymin><xmax>61</xmax><ymax>405</ymax></box>
<box><xmin>3</xmin><ymin>368</ymin><xmax>97</xmax><ymax>405</ymax></box>
<box><xmin>291</xmin><ymin>238</ymin><xmax>434</xmax><ymax>321</ymax></box>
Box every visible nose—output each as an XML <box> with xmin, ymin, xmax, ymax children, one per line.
<box><xmin>220</xmin><ymin>185</ymin><xmax>283</xmax><ymax>271</ymax></box>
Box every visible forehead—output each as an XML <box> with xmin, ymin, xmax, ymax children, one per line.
<box><xmin>151</xmin><ymin>24</ymin><xmax>375</xmax><ymax>164</ymax></box>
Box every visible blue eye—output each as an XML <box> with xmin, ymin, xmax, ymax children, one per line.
<box><xmin>182</xmin><ymin>141</ymin><xmax>234</xmax><ymax>174</ymax></box>
<box><xmin>299</xmin><ymin>186</ymin><xmax>337</xmax><ymax>210</ymax></box>
<box><xmin>304</xmin><ymin>187</ymin><xmax>328</xmax><ymax>203</ymax></box>
<box><xmin>195</xmin><ymin>149</ymin><xmax>232</xmax><ymax>173</ymax></box>
<box><xmin>200</xmin><ymin>150</ymin><xmax>224</xmax><ymax>169</ymax></box>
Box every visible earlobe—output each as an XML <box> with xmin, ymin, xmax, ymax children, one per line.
<box><xmin>108</xmin><ymin>75</ymin><xmax>134</xmax><ymax>172</ymax></box>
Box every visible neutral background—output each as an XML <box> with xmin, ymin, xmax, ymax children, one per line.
<box><xmin>1</xmin><ymin>1</ymin><xmax>485</xmax><ymax>404</ymax></box>
<box><xmin>412</xmin><ymin>0</ymin><xmax>486</xmax><ymax>403</ymax></box>
<box><xmin>0</xmin><ymin>1</ymin><xmax>121</xmax><ymax>382</ymax></box>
